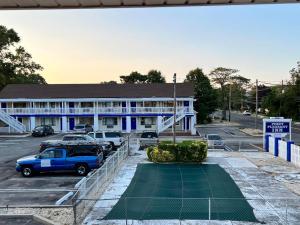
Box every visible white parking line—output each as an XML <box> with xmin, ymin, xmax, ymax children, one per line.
<box><xmin>4</xmin><ymin>139</ymin><xmax>29</xmax><ymax>142</ymax></box>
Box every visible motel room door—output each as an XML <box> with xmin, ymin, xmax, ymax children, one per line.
<box><xmin>69</xmin><ymin>118</ymin><xmax>75</xmax><ymax>130</ymax></box>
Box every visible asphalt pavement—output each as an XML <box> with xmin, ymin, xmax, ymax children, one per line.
<box><xmin>0</xmin><ymin>134</ymin><xmax>81</xmax><ymax>205</ymax></box>
<box><xmin>229</xmin><ymin>111</ymin><xmax>300</xmax><ymax>145</ymax></box>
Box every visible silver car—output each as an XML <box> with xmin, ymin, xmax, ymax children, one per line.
<box><xmin>205</xmin><ymin>134</ymin><xmax>224</xmax><ymax>149</ymax></box>
<box><xmin>73</xmin><ymin>124</ymin><xmax>93</xmax><ymax>134</ymax></box>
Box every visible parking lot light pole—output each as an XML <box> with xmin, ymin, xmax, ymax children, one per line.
<box><xmin>173</xmin><ymin>73</ymin><xmax>176</xmax><ymax>144</ymax></box>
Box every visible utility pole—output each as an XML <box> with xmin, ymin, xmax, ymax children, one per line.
<box><xmin>228</xmin><ymin>83</ymin><xmax>232</xmax><ymax>122</ymax></box>
<box><xmin>279</xmin><ymin>80</ymin><xmax>284</xmax><ymax>117</ymax></box>
<box><xmin>255</xmin><ymin>79</ymin><xmax>258</xmax><ymax>129</ymax></box>
<box><xmin>173</xmin><ymin>73</ymin><xmax>176</xmax><ymax>144</ymax></box>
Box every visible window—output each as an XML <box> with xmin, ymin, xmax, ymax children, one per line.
<box><xmin>40</xmin><ymin>149</ymin><xmax>57</xmax><ymax>159</ymax></box>
<box><xmin>105</xmin><ymin>132</ymin><xmax>121</xmax><ymax>138</ymax></box>
<box><xmin>103</xmin><ymin>118</ymin><xmax>118</xmax><ymax>126</ymax></box>
<box><xmin>54</xmin><ymin>149</ymin><xmax>63</xmax><ymax>158</ymax></box>
<box><xmin>95</xmin><ymin>133</ymin><xmax>103</xmax><ymax>138</ymax></box>
<box><xmin>88</xmin><ymin>132</ymin><xmax>95</xmax><ymax>138</ymax></box>
<box><xmin>68</xmin><ymin>145</ymin><xmax>100</xmax><ymax>157</ymax></box>
<box><xmin>140</xmin><ymin>117</ymin><xmax>155</xmax><ymax>126</ymax></box>
<box><xmin>141</xmin><ymin>132</ymin><xmax>158</xmax><ymax>138</ymax></box>
<box><xmin>41</xmin><ymin>118</ymin><xmax>56</xmax><ymax>126</ymax></box>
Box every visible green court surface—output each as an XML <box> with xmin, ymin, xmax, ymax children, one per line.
<box><xmin>105</xmin><ymin>164</ymin><xmax>258</xmax><ymax>222</ymax></box>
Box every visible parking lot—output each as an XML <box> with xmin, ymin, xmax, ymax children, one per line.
<box><xmin>0</xmin><ymin>134</ymin><xmax>82</xmax><ymax>205</ymax></box>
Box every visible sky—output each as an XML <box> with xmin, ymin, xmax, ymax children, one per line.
<box><xmin>0</xmin><ymin>4</ymin><xmax>299</xmax><ymax>85</ymax></box>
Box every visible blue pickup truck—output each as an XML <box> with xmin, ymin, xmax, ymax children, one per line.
<box><xmin>16</xmin><ymin>147</ymin><xmax>103</xmax><ymax>177</ymax></box>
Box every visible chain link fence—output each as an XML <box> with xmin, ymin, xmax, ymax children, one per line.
<box><xmin>208</xmin><ymin>140</ymin><xmax>262</xmax><ymax>152</ymax></box>
<box><xmin>71</xmin><ymin>134</ymin><xmax>137</xmax><ymax>224</ymax></box>
<box><xmin>81</xmin><ymin>197</ymin><xmax>300</xmax><ymax>225</ymax></box>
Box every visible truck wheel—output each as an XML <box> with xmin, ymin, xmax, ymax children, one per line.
<box><xmin>76</xmin><ymin>164</ymin><xmax>89</xmax><ymax>176</ymax></box>
<box><xmin>21</xmin><ymin>166</ymin><xmax>34</xmax><ymax>177</ymax></box>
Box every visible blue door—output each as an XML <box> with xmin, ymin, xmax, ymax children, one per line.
<box><xmin>69</xmin><ymin>118</ymin><xmax>75</xmax><ymax>130</ymax></box>
<box><xmin>131</xmin><ymin>117</ymin><xmax>136</xmax><ymax>130</ymax></box>
<box><xmin>122</xmin><ymin>117</ymin><xmax>126</xmax><ymax>131</ymax></box>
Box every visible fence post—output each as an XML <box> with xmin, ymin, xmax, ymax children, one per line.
<box><xmin>125</xmin><ymin>197</ymin><xmax>128</xmax><ymax>225</ymax></box>
<box><xmin>285</xmin><ymin>199</ymin><xmax>288</xmax><ymax>225</ymax></box>
<box><xmin>287</xmin><ymin>141</ymin><xmax>294</xmax><ymax>162</ymax></box>
<box><xmin>208</xmin><ymin>198</ymin><xmax>211</xmax><ymax>220</ymax></box>
<box><xmin>127</xmin><ymin>135</ymin><xmax>130</xmax><ymax>156</ymax></box>
<box><xmin>274</xmin><ymin>137</ymin><xmax>281</xmax><ymax>157</ymax></box>
<box><xmin>72</xmin><ymin>197</ymin><xmax>77</xmax><ymax>225</ymax></box>
<box><xmin>264</xmin><ymin>134</ymin><xmax>271</xmax><ymax>152</ymax></box>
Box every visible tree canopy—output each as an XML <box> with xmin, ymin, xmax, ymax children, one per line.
<box><xmin>0</xmin><ymin>25</ymin><xmax>46</xmax><ymax>90</ymax></box>
<box><xmin>185</xmin><ymin>68</ymin><xmax>217</xmax><ymax>123</ymax></box>
<box><xmin>209</xmin><ymin>67</ymin><xmax>239</xmax><ymax>120</ymax></box>
<box><xmin>120</xmin><ymin>70</ymin><xmax>166</xmax><ymax>84</ymax></box>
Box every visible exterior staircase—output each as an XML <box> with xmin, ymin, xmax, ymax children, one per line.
<box><xmin>157</xmin><ymin>108</ymin><xmax>186</xmax><ymax>134</ymax></box>
<box><xmin>0</xmin><ymin>109</ymin><xmax>26</xmax><ymax>133</ymax></box>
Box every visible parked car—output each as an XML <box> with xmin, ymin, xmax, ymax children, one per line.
<box><xmin>205</xmin><ymin>134</ymin><xmax>224</xmax><ymax>149</ymax></box>
<box><xmin>88</xmin><ymin>131</ymin><xmax>124</xmax><ymax>148</ymax></box>
<box><xmin>39</xmin><ymin>140</ymin><xmax>112</xmax><ymax>158</ymax></box>
<box><xmin>16</xmin><ymin>147</ymin><xmax>103</xmax><ymax>177</ymax></box>
<box><xmin>73</xmin><ymin>124</ymin><xmax>93</xmax><ymax>134</ymax></box>
<box><xmin>32</xmin><ymin>125</ymin><xmax>54</xmax><ymax>137</ymax></box>
<box><xmin>62</xmin><ymin>134</ymin><xmax>95</xmax><ymax>142</ymax></box>
<box><xmin>242</xmin><ymin>110</ymin><xmax>251</xmax><ymax>116</ymax></box>
<box><xmin>140</xmin><ymin>131</ymin><xmax>159</xmax><ymax>149</ymax></box>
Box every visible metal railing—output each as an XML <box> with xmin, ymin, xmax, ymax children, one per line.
<box><xmin>0</xmin><ymin>109</ymin><xmax>26</xmax><ymax>132</ymax></box>
<box><xmin>3</xmin><ymin>107</ymin><xmax>194</xmax><ymax>115</ymax></box>
<box><xmin>71</xmin><ymin>135</ymin><xmax>135</xmax><ymax>224</ymax></box>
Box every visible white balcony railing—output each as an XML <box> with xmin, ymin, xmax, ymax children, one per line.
<box><xmin>3</xmin><ymin>107</ymin><xmax>194</xmax><ymax>115</ymax></box>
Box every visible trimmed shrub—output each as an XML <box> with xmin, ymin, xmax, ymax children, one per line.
<box><xmin>146</xmin><ymin>146</ymin><xmax>154</xmax><ymax>161</ymax></box>
<box><xmin>146</xmin><ymin>141</ymin><xmax>207</xmax><ymax>163</ymax></box>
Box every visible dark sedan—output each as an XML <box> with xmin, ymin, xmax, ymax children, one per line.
<box><xmin>32</xmin><ymin>125</ymin><xmax>54</xmax><ymax>137</ymax></box>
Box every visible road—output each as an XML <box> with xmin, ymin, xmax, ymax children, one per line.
<box><xmin>229</xmin><ymin>111</ymin><xmax>300</xmax><ymax>145</ymax></box>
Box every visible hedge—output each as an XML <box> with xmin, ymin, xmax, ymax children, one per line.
<box><xmin>147</xmin><ymin>141</ymin><xmax>207</xmax><ymax>163</ymax></box>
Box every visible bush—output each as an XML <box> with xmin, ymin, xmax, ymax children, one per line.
<box><xmin>146</xmin><ymin>141</ymin><xmax>207</xmax><ymax>163</ymax></box>
<box><xmin>146</xmin><ymin>146</ymin><xmax>154</xmax><ymax>161</ymax></box>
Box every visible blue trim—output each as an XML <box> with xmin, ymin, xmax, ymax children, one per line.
<box><xmin>274</xmin><ymin>137</ymin><xmax>281</xmax><ymax>157</ymax></box>
<box><xmin>264</xmin><ymin>135</ymin><xmax>271</xmax><ymax>152</ymax></box>
<box><xmin>10</xmin><ymin>113</ymin><xmax>189</xmax><ymax>117</ymax></box>
<box><xmin>287</xmin><ymin>141</ymin><xmax>294</xmax><ymax>162</ymax></box>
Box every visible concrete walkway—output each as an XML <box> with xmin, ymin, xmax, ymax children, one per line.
<box><xmin>84</xmin><ymin>149</ymin><xmax>300</xmax><ymax>225</ymax></box>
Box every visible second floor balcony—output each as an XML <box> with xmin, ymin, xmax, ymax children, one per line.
<box><xmin>3</xmin><ymin>107</ymin><xmax>194</xmax><ymax>116</ymax></box>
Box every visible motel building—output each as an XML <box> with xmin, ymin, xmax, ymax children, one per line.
<box><xmin>0</xmin><ymin>83</ymin><xmax>196</xmax><ymax>135</ymax></box>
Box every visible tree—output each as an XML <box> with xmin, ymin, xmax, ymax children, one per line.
<box><xmin>120</xmin><ymin>71</ymin><xmax>146</xmax><ymax>83</ymax></box>
<box><xmin>0</xmin><ymin>25</ymin><xmax>46</xmax><ymax>90</ymax></box>
<box><xmin>209</xmin><ymin>67</ymin><xmax>239</xmax><ymax>120</ymax></box>
<box><xmin>230</xmin><ymin>75</ymin><xmax>250</xmax><ymax>111</ymax></box>
<box><xmin>146</xmin><ymin>70</ymin><xmax>166</xmax><ymax>83</ymax></box>
<box><xmin>120</xmin><ymin>70</ymin><xmax>166</xmax><ymax>84</ymax></box>
<box><xmin>185</xmin><ymin>68</ymin><xmax>218</xmax><ymax>124</ymax></box>
<box><xmin>100</xmin><ymin>80</ymin><xmax>118</xmax><ymax>84</ymax></box>
<box><xmin>261</xmin><ymin>61</ymin><xmax>300</xmax><ymax>120</ymax></box>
